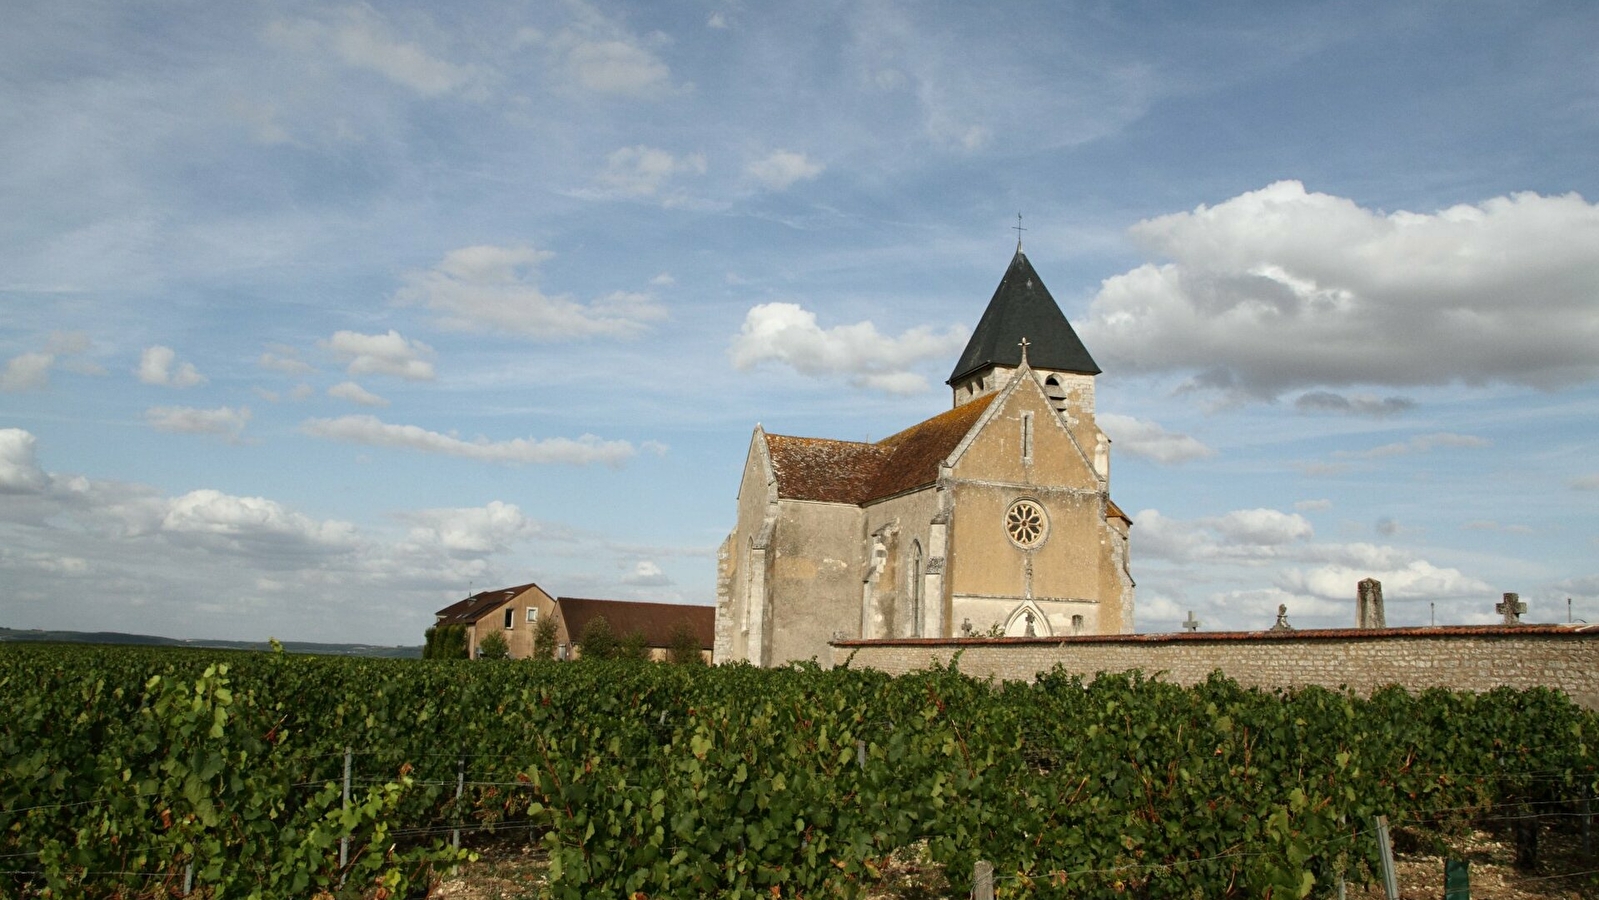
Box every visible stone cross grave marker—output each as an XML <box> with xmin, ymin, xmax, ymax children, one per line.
<box><xmin>1182</xmin><ymin>611</ymin><xmax>1199</xmax><ymax>633</ymax></box>
<box><xmin>1497</xmin><ymin>592</ymin><xmax>1526</xmax><ymax>626</ymax></box>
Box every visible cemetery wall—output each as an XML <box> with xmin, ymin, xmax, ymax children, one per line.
<box><xmin>830</xmin><ymin>624</ymin><xmax>1599</xmax><ymax>709</ymax></box>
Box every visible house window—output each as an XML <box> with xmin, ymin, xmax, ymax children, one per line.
<box><xmin>1071</xmin><ymin>615</ymin><xmax>1084</xmax><ymax>635</ymax></box>
<box><xmin>526</xmin><ymin>607</ymin><xmax>538</xmax><ymax>623</ymax></box>
<box><xmin>503</xmin><ymin>608</ymin><xmax>514</xmax><ymax>629</ymax></box>
<box><xmin>558</xmin><ymin>642</ymin><xmax>569</xmax><ymax>661</ymax></box>
<box><xmin>1021</xmin><ymin>412</ymin><xmax>1033</xmax><ymax>463</ymax></box>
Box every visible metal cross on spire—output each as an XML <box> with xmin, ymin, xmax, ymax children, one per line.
<box><xmin>1013</xmin><ymin>213</ymin><xmax>1026</xmax><ymax>251</ymax></box>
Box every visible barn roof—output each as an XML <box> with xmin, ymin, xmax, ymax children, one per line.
<box><xmin>556</xmin><ymin>597</ymin><xmax>716</xmax><ymax>650</ymax></box>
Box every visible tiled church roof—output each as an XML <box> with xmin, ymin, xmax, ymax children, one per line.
<box><xmin>765</xmin><ymin>393</ymin><xmax>997</xmax><ymax>505</ymax></box>
<box><xmin>764</xmin><ymin>434</ymin><xmax>892</xmax><ymax>504</ymax></box>
<box><xmin>867</xmin><ymin>393</ymin><xmax>997</xmax><ymax>499</ymax></box>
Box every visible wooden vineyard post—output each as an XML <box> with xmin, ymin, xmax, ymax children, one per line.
<box><xmin>972</xmin><ymin>860</ymin><xmax>994</xmax><ymax>900</ymax></box>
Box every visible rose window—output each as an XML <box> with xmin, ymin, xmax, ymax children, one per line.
<box><xmin>1005</xmin><ymin>499</ymin><xmax>1048</xmax><ymax>549</ymax></box>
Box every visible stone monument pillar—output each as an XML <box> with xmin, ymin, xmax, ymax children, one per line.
<box><xmin>1357</xmin><ymin>578</ymin><xmax>1386</xmax><ymax>629</ymax></box>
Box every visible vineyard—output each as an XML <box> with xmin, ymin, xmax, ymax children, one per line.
<box><xmin>3</xmin><ymin>643</ymin><xmax>1596</xmax><ymax>898</ymax></box>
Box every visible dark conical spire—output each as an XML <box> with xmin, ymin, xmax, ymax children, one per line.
<box><xmin>947</xmin><ymin>250</ymin><xmax>1100</xmax><ymax>384</ymax></box>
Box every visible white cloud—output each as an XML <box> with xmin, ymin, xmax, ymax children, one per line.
<box><xmin>526</xmin><ymin>7</ymin><xmax>678</xmax><ymax>97</ymax></box>
<box><xmin>1097</xmin><ymin>414</ymin><xmax>1214</xmax><ymax>464</ymax></box>
<box><xmin>403</xmin><ymin>501</ymin><xmax>533</xmax><ymax>554</ymax></box>
<box><xmin>1279</xmin><ymin>559</ymin><xmax>1490</xmax><ymax>603</ymax></box>
<box><xmin>1081</xmin><ymin>182</ymin><xmax>1599</xmax><ymax>398</ymax></box>
<box><xmin>0</xmin><ymin>332</ymin><xmax>98</xmax><ymax>390</ymax></box>
<box><xmin>301</xmin><ymin>414</ymin><xmax>637</xmax><ymax>466</ymax></box>
<box><xmin>162</xmin><ymin>488</ymin><xmax>358</xmax><ymax>552</ymax></box>
<box><xmin>621</xmin><ymin>559</ymin><xmax>672</xmax><ymax>586</ymax></box>
<box><xmin>565</xmin><ymin>39</ymin><xmax>671</xmax><ymax>95</ymax></box>
<box><xmin>650</xmin><ymin>272</ymin><xmax>675</xmax><ymax>286</ymax></box>
<box><xmin>1335</xmin><ymin>432</ymin><xmax>1491</xmax><ymax>460</ymax></box>
<box><xmin>137</xmin><ymin>346</ymin><xmax>206</xmax><ymax>388</ymax></box>
<box><xmin>596</xmin><ymin>145</ymin><xmax>707</xmax><ymax>199</ymax></box>
<box><xmin>1</xmin><ymin>352</ymin><xmax>55</xmax><ymax>392</ymax></box>
<box><xmin>394</xmin><ymin>245</ymin><xmax>666</xmax><ymax>339</ymax></box>
<box><xmin>0</xmin><ymin>429</ymin><xmax>50</xmax><ymax>494</ymax></box>
<box><xmin>745</xmin><ymin>150</ymin><xmax>823</xmax><ymax>191</ymax></box>
<box><xmin>707</xmin><ymin>12</ymin><xmax>728</xmax><ymax>29</ymax></box>
<box><xmin>265</xmin><ymin>6</ymin><xmax>475</xmax><ymax>98</ymax></box>
<box><xmin>259</xmin><ymin>348</ymin><xmax>316</xmax><ymax>375</ymax></box>
<box><xmin>1294</xmin><ymin>499</ymin><xmax>1333</xmax><ymax>512</ymax></box>
<box><xmin>145</xmin><ymin>405</ymin><xmax>251</xmax><ymax>440</ymax></box>
<box><xmin>1213</xmin><ymin>508</ymin><xmax>1315</xmax><ymax>546</ymax></box>
<box><xmin>0</xmin><ymin>432</ymin><xmax>638</xmax><ymax>644</ymax></box>
<box><xmin>328</xmin><ymin>381</ymin><xmax>389</xmax><ymax>407</ymax></box>
<box><xmin>1134</xmin><ymin>507</ymin><xmax>1313</xmax><ymax>563</ymax></box>
<box><xmin>320</xmin><ymin>330</ymin><xmax>436</xmax><ymax>381</ymax></box>
<box><xmin>729</xmin><ymin>302</ymin><xmax>967</xmax><ymax>395</ymax></box>
<box><xmin>1571</xmin><ymin>475</ymin><xmax>1599</xmax><ymax>491</ymax></box>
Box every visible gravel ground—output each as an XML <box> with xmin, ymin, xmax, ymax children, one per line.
<box><xmin>428</xmin><ymin>827</ymin><xmax>1598</xmax><ymax>899</ymax></box>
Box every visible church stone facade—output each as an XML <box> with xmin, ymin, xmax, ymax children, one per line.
<box><xmin>714</xmin><ymin>250</ymin><xmax>1135</xmax><ymax>666</ymax></box>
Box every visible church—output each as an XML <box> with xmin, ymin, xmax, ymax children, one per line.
<box><xmin>714</xmin><ymin>248</ymin><xmax>1135</xmax><ymax>666</ymax></box>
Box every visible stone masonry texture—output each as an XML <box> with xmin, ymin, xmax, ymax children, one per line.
<box><xmin>831</xmin><ymin>625</ymin><xmax>1599</xmax><ymax>710</ymax></box>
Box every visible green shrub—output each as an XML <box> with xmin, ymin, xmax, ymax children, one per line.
<box><xmin>477</xmin><ymin>630</ymin><xmax>510</xmax><ymax>660</ymax></box>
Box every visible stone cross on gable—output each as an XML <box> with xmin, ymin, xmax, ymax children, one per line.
<box><xmin>1018</xmin><ymin>336</ymin><xmax>1030</xmax><ymax>366</ymax></box>
<box><xmin>1182</xmin><ymin>611</ymin><xmax>1200</xmax><ymax>633</ymax></box>
<box><xmin>1497</xmin><ymin>592</ymin><xmax>1526</xmax><ymax>626</ymax></box>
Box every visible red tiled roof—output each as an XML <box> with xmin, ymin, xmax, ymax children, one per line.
<box><xmin>434</xmin><ymin>582</ymin><xmax>542</xmax><ymax>625</ymax></box>
<box><xmin>556</xmin><ymin>597</ymin><xmax>716</xmax><ymax>650</ymax></box>
<box><xmin>765</xmin><ymin>435</ymin><xmax>891</xmax><ymax>504</ymax></box>
<box><xmin>867</xmin><ymin>394</ymin><xmax>996</xmax><ymax>500</ymax></box>
<box><xmin>765</xmin><ymin>393</ymin><xmax>996</xmax><ymax>505</ymax></box>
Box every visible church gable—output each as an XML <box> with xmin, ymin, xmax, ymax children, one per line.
<box><xmin>948</xmin><ymin>367</ymin><xmax>1099</xmax><ymax>490</ymax></box>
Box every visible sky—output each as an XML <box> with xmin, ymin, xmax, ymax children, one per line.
<box><xmin>2</xmin><ymin>1</ymin><xmax>1597</xmax><ymax>647</ymax></box>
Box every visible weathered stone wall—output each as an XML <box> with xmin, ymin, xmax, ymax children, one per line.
<box><xmin>769</xmin><ymin>499</ymin><xmax>864</xmax><ymax>665</ymax></box>
<box><xmin>831</xmin><ymin>625</ymin><xmax>1599</xmax><ymax>709</ymax></box>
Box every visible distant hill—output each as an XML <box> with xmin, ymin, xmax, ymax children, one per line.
<box><xmin>0</xmin><ymin>627</ymin><xmax>423</xmax><ymax>659</ymax></box>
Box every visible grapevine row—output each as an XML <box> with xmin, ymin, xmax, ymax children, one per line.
<box><xmin>2</xmin><ymin>643</ymin><xmax>1594</xmax><ymax>898</ymax></box>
